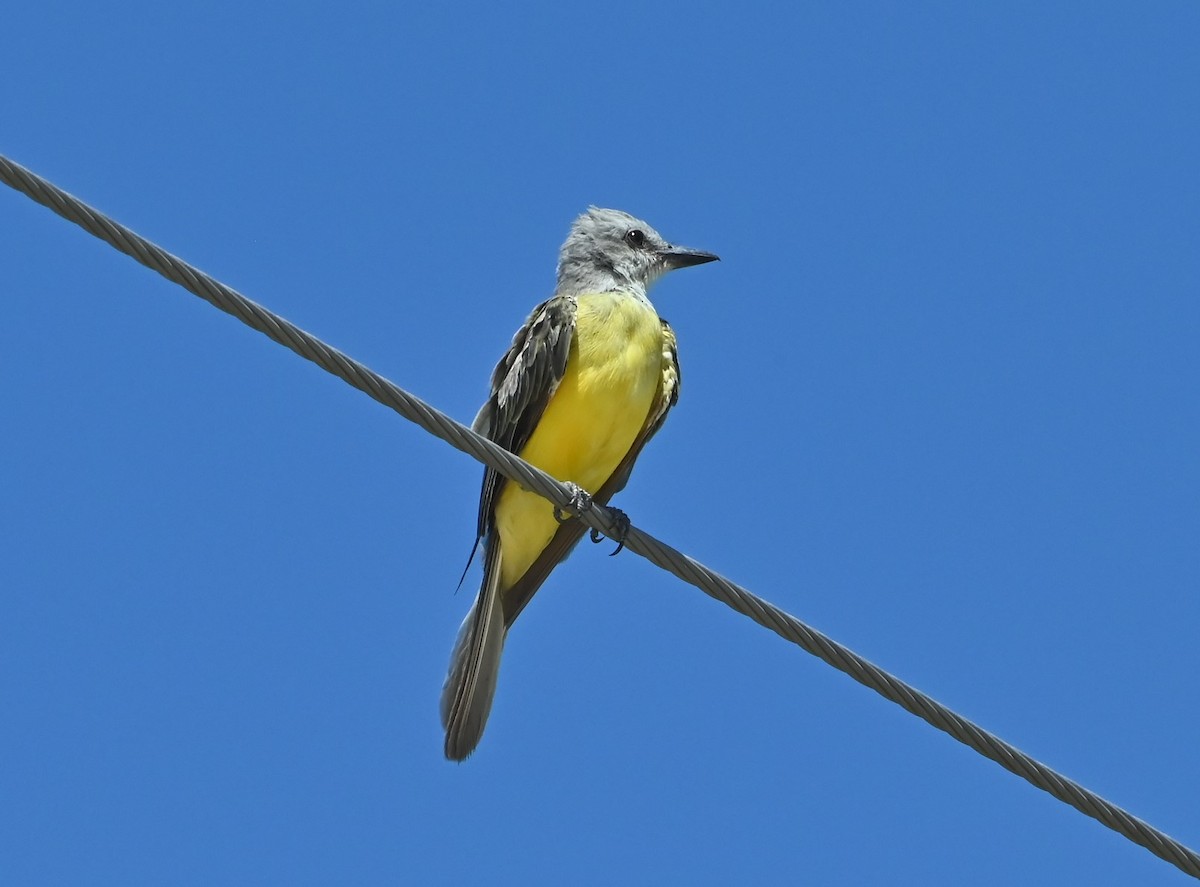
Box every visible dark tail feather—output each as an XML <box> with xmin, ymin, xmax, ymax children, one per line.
<box><xmin>440</xmin><ymin>545</ymin><xmax>506</xmax><ymax>761</ymax></box>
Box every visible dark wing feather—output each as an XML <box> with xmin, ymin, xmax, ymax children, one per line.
<box><xmin>473</xmin><ymin>295</ymin><xmax>577</xmax><ymax>541</ymax></box>
<box><xmin>500</xmin><ymin>317</ymin><xmax>682</xmax><ymax>625</ymax></box>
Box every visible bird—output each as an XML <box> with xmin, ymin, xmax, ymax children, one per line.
<box><xmin>440</xmin><ymin>207</ymin><xmax>718</xmax><ymax>760</ymax></box>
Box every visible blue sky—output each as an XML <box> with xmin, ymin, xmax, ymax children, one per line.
<box><xmin>4</xmin><ymin>3</ymin><xmax>1198</xmax><ymax>884</ymax></box>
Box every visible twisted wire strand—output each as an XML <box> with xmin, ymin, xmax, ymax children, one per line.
<box><xmin>3</xmin><ymin>154</ymin><xmax>1196</xmax><ymax>880</ymax></box>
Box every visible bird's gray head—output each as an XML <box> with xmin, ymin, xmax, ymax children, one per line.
<box><xmin>555</xmin><ymin>207</ymin><xmax>718</xmax><ymax>298</ymax></box>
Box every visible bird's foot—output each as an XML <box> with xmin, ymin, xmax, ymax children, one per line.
<box><xmin>590</xmin><ymin>507</ymin><xmax>631</xmax><ymax>556</ymax></box>
<box><xmin>553</xmin><ymin>483</ymin><xmax>593</xmax><ymax>524</ymax></box>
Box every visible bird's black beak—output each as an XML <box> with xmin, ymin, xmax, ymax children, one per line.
<box><xmin>660</xmin><ymin>246</ymin><xmax>720</xmax><ymax>270</ymax></box>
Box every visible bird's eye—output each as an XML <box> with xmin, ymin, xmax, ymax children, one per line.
<box><xmin>624</xmin><ymin>229</ymin><xmax>646</xmax><ymax>248</ymax></box>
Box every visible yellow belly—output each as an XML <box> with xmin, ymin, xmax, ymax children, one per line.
<box><xmin>495</xmin><ymin>291</ymin><xmax>663</xmax><ymax>589</ymax></box>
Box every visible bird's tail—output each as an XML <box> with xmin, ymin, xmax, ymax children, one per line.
<box><xmin>440</xmin><ymin>544</ymin><xmax>506</xmax><ymax>761</ymax></box>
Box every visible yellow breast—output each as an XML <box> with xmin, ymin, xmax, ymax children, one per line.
<box><xmin>494</xmin><ymin>291</ymin><xmax>664</xmax><ymax>588</ymax></box>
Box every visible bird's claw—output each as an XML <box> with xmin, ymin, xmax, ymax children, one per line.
<box><xmin>590</xmin><ymin>507</ymin><xmax>631</xmax><ymax>556</ymax></box>
<box><xmin>554</xmin><ymin>483</ymin><xmax>593</xmax><ymax>524</ymax></box>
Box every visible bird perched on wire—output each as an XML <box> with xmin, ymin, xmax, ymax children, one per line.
<box><xmin>440</xmin><ymin>207</ymin><xmax>718</xmax><ymax>760</ymax></box>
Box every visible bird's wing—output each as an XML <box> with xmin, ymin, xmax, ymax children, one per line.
<box><xmin>472</xmin><ymin>294</ymin><xmax>577</xmax><ymax>542</ymax></box>
<box><xmin>599</xmin><ymin>317</ymin><xmax>681</xmax><ymax>497</ymax></box>
<box><xmin>500</xmin><ymin>317</ymin><xmax>682</xmax><ymax>625</ymax></box>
